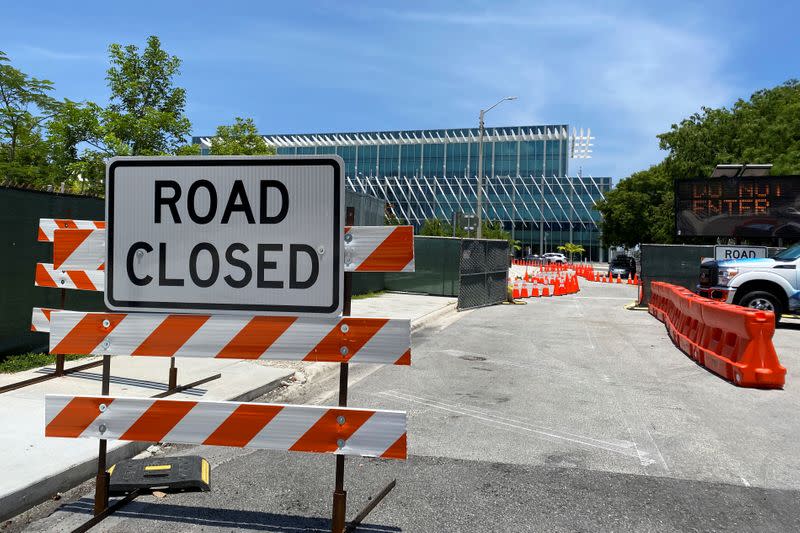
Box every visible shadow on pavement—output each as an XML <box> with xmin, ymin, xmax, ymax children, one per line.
<box><xmin>57</xmin><ymin>497</ymin><xmax>400</xmax><ymax>533</ymax></box>
<box><xmin>35</xmin><ymin>368</ymin><xmax>208</xmax><ymax>396</ymax></box>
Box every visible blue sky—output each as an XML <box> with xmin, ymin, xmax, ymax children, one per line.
<box><xmin>4</xmin><ymin>0</ymin><xmax>798</xmax><ymax>180</ymax></box>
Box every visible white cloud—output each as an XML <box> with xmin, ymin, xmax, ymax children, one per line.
<box><xmin>18</xmin><ymin>45</ymin><xmax>103</xmax><ymax>62</ymax></box>
<box><xmin>347</xmin><ymin>2</ymin><xmax>735</xmax><ymax>178</ymax></box>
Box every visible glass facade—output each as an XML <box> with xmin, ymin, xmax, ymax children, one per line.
<box><xmin>193</xmin><ymin>125</ymin><xmax>610</xmax><ymax>260</ymax></box>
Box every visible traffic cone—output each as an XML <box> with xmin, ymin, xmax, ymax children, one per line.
<box><xmin>512</xmin><ymin>281</ymin><xmax>521</xmax><ymax>299</ymax></box>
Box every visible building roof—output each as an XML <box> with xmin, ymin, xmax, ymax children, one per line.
<box><xmin>194</xmin><ymin>125</ymin><xmax>594</xmax><ymax>159</ymax></box>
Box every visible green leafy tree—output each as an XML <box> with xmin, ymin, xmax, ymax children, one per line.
<box><xmin>557</xmin><ymin>242</ymin><xmax>586</xmax><ymax>261</ymax></box>
<box><xmin>481</xmin><ymin>220</ymin><xmax>509</xmax><ymax>240</ymax></box>
<box><xmin>0</xmin><ymin>51</ymin><xmax>57</xmax><ymax>184</ymax></box>
<box><xmin>47</xmin><ymin>36</ymin><xmax>195</xmax><ymax>194</ymax></box>
<box><xmin>594</xmin><ymin>163</ymin><xmax>674</xmax><ymax>247</ymax></box>
<box><xmin>104</xmin><ymin>36</ymin><xmax>192</xmax><ymax>155</ymax></box>
<box><xmin>420</xmin><ymin>218</ymin><xmax>453</xmax><ymax>236</ymax></box>
<box><xmin>208</xmin><ymin>117</ymin><xmax>275</xmax><ymax>155</ymax></box>
<box><xmin>597</xmin><ymin>80</ymin><xmax>800</xmax><ymax>247</ymax></box>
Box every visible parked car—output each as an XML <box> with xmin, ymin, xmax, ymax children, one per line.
<box><xmin>524</xmin><ymin>254</ymin><xmax>540</xmax><ymax>261</ymax></box>
<box><xmin>542</xmin><ymin>252</ymin><xmax>567</xmax><ymax>264</ymax></box>
<box><xmin>697</xmin><ymin>241</ymin><xmax>800</xmax><ymax>322</ymax></box>
<box><xmin>609</xmin><ymin>255</ymin><xmax>636</xmax><ymax>278</ymax></box>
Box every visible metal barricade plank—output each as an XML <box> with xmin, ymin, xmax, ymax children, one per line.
<box><xmin>45</xmin><ymin>395</ymin><xmax>407</xmax><ymax>459</ymax></box>
<box><xmin>49</xmin><ymin>311</ymin><xmax>412</xmax><ymax>365</ymax></box>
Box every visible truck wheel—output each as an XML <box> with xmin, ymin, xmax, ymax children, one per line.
<box><xmin>739</xmin><ymin>291</ymin><xmax>782</xmax><ymax>322</ymax></box>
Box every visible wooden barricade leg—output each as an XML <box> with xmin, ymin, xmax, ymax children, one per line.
<box><xmin>94</xmin><ymin>354</ymin><xmax>111</xmax><ymax>515</ymax></box>
<box><xmin>331</xmin><ymin>207</ymin><xmax>355</xmax><ymax>533</ymax></box>
<box><xmin>54</xmin><ymin>289</ymin><xmax>67</xmax><ymax>377</ymax></box>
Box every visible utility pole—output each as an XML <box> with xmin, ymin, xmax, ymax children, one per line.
<box><xmin>539</xmin><ymin>134</ymin><xmax>546</xmax><ymax>254</ymax></box>
<box><xmin>476</xmin><ymin>96</ymin><xmax>517</xmax><ymax>238</ymax></box>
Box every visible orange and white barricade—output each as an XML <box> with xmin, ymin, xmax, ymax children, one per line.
<box><xmin>45</xmin><ymin>396</ymin><xmax>407</xmax><ymax>459</ymax></box>
<box><xmin>49</xmin><ymin>311</ymin><xmax>411</xmax><ymax>365</ymax></box>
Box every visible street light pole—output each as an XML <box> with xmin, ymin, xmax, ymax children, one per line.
<box><xmin>476</xmin><ymin>96</ymin><xmax>517</xmax><ymax>238</ymax></box>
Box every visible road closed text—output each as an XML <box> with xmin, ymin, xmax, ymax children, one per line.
<box><xmin>106</xmin><ymin>157</ymin><xmax>342</xmax><ymax>315</ymax></box>
<box><xmin>125</xmin><ymin>180</ymin><xmax>319</xmax><ymax>290</ymax></box>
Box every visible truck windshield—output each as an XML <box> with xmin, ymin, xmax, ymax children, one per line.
<box><xmin>773</xmin><ymin>243</ymin><xmax>800</xmax><ymax>261</ymax></box>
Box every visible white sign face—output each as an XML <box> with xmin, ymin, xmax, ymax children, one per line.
<box><xmin>105</xmin><ymin>156</ymin><xmax>344</xmax><ymax>316</ymax></box>
<box><xmin>714</xmin><ymin>245</ymin><xmax>768</xmax><ymax>261</ymax></box>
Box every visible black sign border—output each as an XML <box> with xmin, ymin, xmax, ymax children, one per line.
<box><xmin>106</xmin><ymin>157</ymin><xmax>342</xmax><ymax>314</ymax></box>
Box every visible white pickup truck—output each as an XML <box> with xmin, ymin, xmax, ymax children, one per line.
<box><xmin>697</xmin><ymin>242</ymin><xmax>800</xmax><ymax>321</ymax></box>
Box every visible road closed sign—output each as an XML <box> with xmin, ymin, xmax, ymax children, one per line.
<box><xmin>105</xmin><ymin>156</ymin><xmax>343</xmax><ymax>316</ymax></box>
<box><xmin>714</xmin><ymin>245</ymin><xmax>768</xmax><ymax>261</ymax></box>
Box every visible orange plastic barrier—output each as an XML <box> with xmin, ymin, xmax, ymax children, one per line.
<box><xmin>648</xmin><ymin>282</ymin><xmax>786</xmax><ymax>389</ymax></box>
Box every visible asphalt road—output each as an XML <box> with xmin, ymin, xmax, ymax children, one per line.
<box><xmin>20</xmin><ymin>281</ymin><xmax>800</xmax><ymax>532</ymax></box>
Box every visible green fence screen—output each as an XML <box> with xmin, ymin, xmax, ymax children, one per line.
<box><xmin>1</xmin><ymin>187</ymin><xmax>107</xmax><ymax>356</ymax></box>
<box><xmin>384</xmin><ymin>237</ymin><xmax>461</xmax><ymax>296</ymax></box>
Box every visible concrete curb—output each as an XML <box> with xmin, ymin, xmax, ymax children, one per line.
<box><xmin>3</xmin><ymin>299</ymin><xmax>458</xmax><ymax>522</ymax></box>
<box><xmin>411</xmin><ymin>301</ymin><xmax>458</xmax><ymax>333</ymax></box>
<box><xmin>0</xmin><ymin>373</ymin><xmax>288</xmax><ymax>522</ymax></box>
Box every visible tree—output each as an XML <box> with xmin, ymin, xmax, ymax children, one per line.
<box><xmin>594</xmin><ymin>163</ymin><xmax>674</xmax><ymax>247</ymax></box>
<box><xmin>597</xmin><ymin>80</ymin><xmax>800</xmax><ymax>247</ymax></box>
<box><xmin>207</xmin><ymin>117</ymin><xmax>275</xmax><ymax>155</ymax></box>
<box><xmin>420</xmin><ymin>218</ymin><xmax>453</xmax><ymax>236</ymax></box>
<box><xmin>104</xmin><ymin>36</ymin><xmax>192</xmax><ymax>155</ymax></box>
<box><xmin>0</xmin><ymin>51</ymin><xmax>57</xmax><ymax>184</ymax></box>
<box><xmin>557</xmin><ymin>242</ymin><xmax>585</xmax><ymax>261</ymax></box>
<box><xmin>47</xmin><ymin>36</ymin><xmax>195</xmax><ymax>194</ymax></box>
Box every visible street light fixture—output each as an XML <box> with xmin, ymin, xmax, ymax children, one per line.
<box><xmin>476</xmin><ymin>96</ymin><xmax>517</xmax><ymax>238</ymax></box>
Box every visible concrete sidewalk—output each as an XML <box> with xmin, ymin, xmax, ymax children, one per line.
<box><xmin>0</xmin><ymin>292</ymin><xmax>455</xmax><ymax>521</ymax></box>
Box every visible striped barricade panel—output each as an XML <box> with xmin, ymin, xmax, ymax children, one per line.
<box><xmin>45</xmin><ymin>395</ymin><xmax>407</xmax><ymax>459</ymax></box>
<box><xmin>53</xmin><ymin>229</ymin><xmax>105</xmax><ymax>270</ymax></box>
<box><xmin>49</xmin><ymin>225</ymin><xmax>416</xmax><ymax>273</ymax></box>
<box><xmin>35</xmin><ymin>263</ymin><xmax>104</xmax><ymax>291</ymax></box>
<box><xmin>38</xmin><ymin>218</ymin><xmax>105</xmax><ymax>242</ymax></box>
<box><xmin>31</xmin><ymin>307</ymin><xmax>57</xmax><ymax>333</ymax></box>
<box><xmin>49</xmin><ymin>311</ymin><xmax>411</xmax><ymax>365</ymax></box>
<box><xmin>345</xmin><ymin>225</ymin><xmax>414</xmax><ymax>272</ymax></box>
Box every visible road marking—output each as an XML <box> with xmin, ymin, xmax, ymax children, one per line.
<box><xmin>380</xmin><ymin>390</ymin><xmax>640</xmax><ymax>458</ymax></box>
<box><xmin>576</xmin><ymin>299</ymin><xmax>670</xmax><ymax>474</ymax></box>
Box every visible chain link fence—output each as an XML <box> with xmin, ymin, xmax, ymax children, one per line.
<box><xmin>457</xmin><ymin>239</ymin><xmax>510</xmax><ymax>310</ymax></box>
